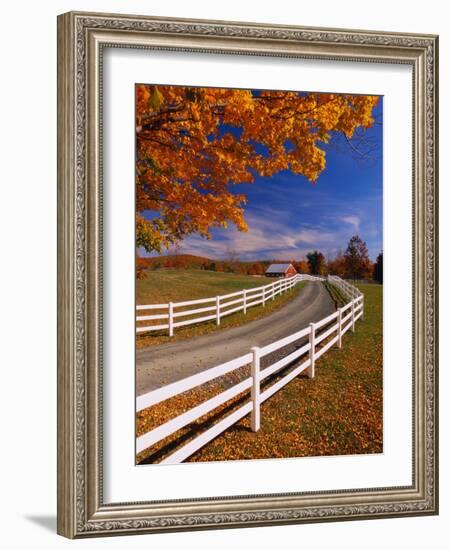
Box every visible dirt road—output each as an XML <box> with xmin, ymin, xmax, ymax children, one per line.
<box><xmin>136</xmin><ymin>281</ymin><xmax>335</xmax><ymax>396</ymax></box>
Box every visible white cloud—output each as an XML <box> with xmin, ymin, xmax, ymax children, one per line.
<box><xmin>177</xmin><ymin>210</ymin><xmax>352</xmax><ymax>261</ymax></box>
<box><xmin>339</xmin><ymin>215</ymin><xmax>360</xmax><ymax>233</ymax></box>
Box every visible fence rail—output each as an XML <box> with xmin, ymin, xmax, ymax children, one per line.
<box><xmin>328</xmin><ymin>275</ymin><xmax>364</xmax><ymax>306</ymax></box>
<box><xmin>136</xmin><ymin>276</ymin><xmax>364</xmax><ymax>464</ymax></box>
<box><xmin>136</xmin><ymin>274</ymin><xmax>324</xmax><ymax>337</ymax></box>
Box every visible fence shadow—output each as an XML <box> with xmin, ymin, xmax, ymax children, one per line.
<box><xmin>138</xmin><ymin>342</ymin><xmax>315</xmax><ymax>465</ymax></box>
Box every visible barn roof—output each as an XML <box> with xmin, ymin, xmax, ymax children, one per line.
<box><xmin>265</xmin><ymin>263</ymin><xmax>294</xmax><ymax>274</ymax></box>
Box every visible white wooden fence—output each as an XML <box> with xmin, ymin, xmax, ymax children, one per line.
<box><xmin>136</xmin><ymin>274</ymin><xmax>324</xmax><ymax>337</ymax></box>
<box><xmin>136</xmin><ymin>276</ymin><xmax>364</xmax><ymax>464</ymax></box>
<box><xmin>327</xmin><ymin>275</ymin><xmax>364</xmax><ymax>306</ymax></box>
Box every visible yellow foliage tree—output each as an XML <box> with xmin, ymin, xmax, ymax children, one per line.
<box><xmin>136</xmin><ymin>85</ymin><xmax>379</xmax><ymax>253</ymax></box>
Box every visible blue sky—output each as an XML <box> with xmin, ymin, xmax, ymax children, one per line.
<box><xmin>143</xmin><ymin>95</ymin><xmax>383</xmax><ymax>262</ymax></box>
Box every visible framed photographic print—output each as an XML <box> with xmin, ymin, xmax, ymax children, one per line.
<box><xmin>57</xmin><ymin>11</ymin><xmax>439</xmax><ymax>538</ymax></box>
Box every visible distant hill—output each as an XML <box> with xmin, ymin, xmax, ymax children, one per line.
<box><xmin>138</xmin><ymin>254</ymin><xmax>301</xmax><ymax>266</ymax></box>
<box><xmin>138</xmin><ymin>254</ymin><xmax>213</xmax><ymax>270</ymax></box>
<box><xmin>136</xmin><ymin>254</ymin><xmax>311</xmax><ymax>279</ymax></box>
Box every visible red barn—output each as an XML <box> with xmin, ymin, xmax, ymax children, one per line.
<box><xmin>265</xmin><ymin>263</ymin><xmax>297</xmax><ymax>278</ymax></box>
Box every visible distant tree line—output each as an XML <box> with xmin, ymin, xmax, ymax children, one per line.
<box><xmin>136</xmin><ymin>254</ymin><xmax>272</xmax><ymax>278</ymax></box>
<box><xmin>137</xmin><ymin>235</ymin><xmax>383</xmax><ymax>283</ymax></box>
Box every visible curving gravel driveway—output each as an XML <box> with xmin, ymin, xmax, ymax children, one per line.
<box><xmin>136</xmin><ymin>281</ymin><xmax>335</xmax><ymax>396</ymax></box>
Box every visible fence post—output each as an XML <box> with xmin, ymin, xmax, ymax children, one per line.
<box><xmin>262</xmin><ymin>285</ymin><xmax>266</xmax><ymax>307</ymax></box>
<box><xmin>168</xmin><ymin>302</ymin><xmax>174</xmax><ymax>337</ymax></box>
<box><xmin>307</xmin><ymin>323</ymin><xmax>316</xmax><ymax>379</ymax></box>
<box><xmin>216</xmin><ymin>295</ymin><xmax>221</xmax><ymax>326</ymax></box>
<box><xmin>338</xmin><ymin>308</ymin><xmax>343</xmax><ymax>348</ymax></box>
<box><xmin>243</xmin><ymin>289</ymin><xmax>247</xmax><ymax>314</ymax></box>
<box><xmin>361</xmin><ymin>295</ymin><xmax>365</xmax><ymax>320</ymax></box>
<box><xmin>272</xmin><ymin>282</ymin><xmax>275</xmax><ymax>300</ymax></box>
<box><xmin>351</xmin><ymin>300</ymin><xmax>355</xmax><ymax>332</ymax></box>
<box><xmin>251</xmin><ymin>346</ymin><xmax>261</xmax><ymax>432</ymax></box>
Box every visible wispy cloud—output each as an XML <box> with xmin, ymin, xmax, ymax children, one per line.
<box><xmin>176</xmin><ymin>209</ymin><xmax>364</xmax><ymax>261</ymax></box>
<box><xmin>338</xmin><ymin>215</ymin><xmax>360</xmax><ymax>234</ymax></box>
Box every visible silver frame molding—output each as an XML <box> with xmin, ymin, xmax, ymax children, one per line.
<box><xmin>57</xmin><ymin>11</ymin><xmax>439</xmax><ymax>538</ymax></box>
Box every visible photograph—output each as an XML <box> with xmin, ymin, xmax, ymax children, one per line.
<box><xmin>135</xmin><ymin>84</ymin><xmax>384</xmax><ymax>465</ymax></box>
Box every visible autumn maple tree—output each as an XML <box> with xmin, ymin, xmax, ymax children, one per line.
<box><xmin>136</xmin><ymin>85</ymin><xmax>379</xmax><ymax>253</ymax></box>
<box><xmin>327</xmin><ymin>250</ymin><xmax>347</xmax><ymax>278</ymax></box>
<box><xmin>292</xmin><ymin>260</ymin><xmax>310</xmax><ymax>274</ymax></box>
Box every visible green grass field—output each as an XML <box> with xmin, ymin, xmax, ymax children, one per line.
<box><xmin>137</xmin><ymin>268</ymin><xmax>269</xmax><ymax>304</ymax></box>
<box><xmin>136</xmin><ymin>269</ymin><xmax>304</xmax><ymax>347</ymax></box>
<box><xmin>137</xmin><ymin>282</ymin><xmax>382</xmax><ymax>463</ymax></box>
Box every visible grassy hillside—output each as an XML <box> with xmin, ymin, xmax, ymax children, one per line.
<box><xmin>137</xmin><ymin>268</ymin><xmax>267</xmax><ymax>305</ymax></box>
<box><xmin>137</xmin><ymin>283</ymin><xmax>382</xmax><ymax>463</ymax></box>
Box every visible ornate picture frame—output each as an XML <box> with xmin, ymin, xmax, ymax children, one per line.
<box><xmin>57</xmin><ymin>11</ymin><xmax>438</xmax><ymax>538</ymax></box>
